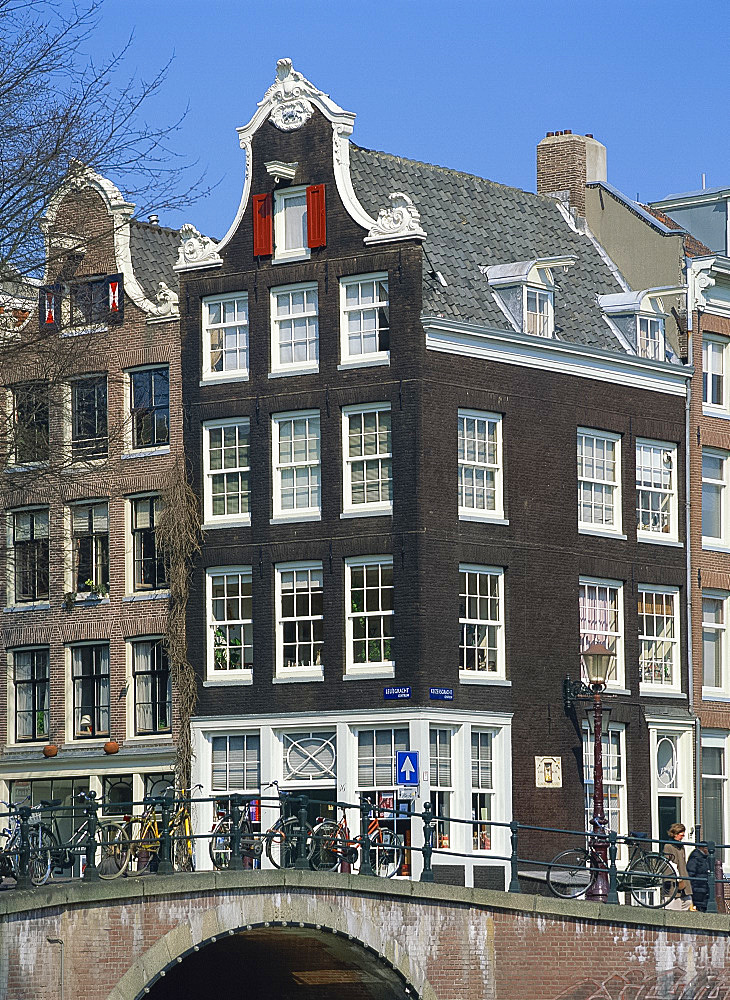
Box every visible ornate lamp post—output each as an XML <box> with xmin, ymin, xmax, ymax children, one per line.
<box><xmin>582</xmin><ymin>642</ymin><xmax>614</xmax><ymax>903</ymax></box>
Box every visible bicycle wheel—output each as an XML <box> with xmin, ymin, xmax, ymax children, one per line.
<box><xmin>310</xmin><ymin>821</ymin><xmax>343</xmax><ymax>872</ymax></box>
<box><xmin>96</xmin><ymin>822</ymin><xmax>131</xmax><ymax>879</ymax></box>
<box><xmin>370</xmin><ymin>829</ymin><xmax>403</xmax><ymax>878</ymax></box>
<box><xmin>209</xmin><ymin>816</ymin><xmax>233</xmax><ymax>870</ymax></box>
<box><xmin>265</xmin><ymin>816</ymin><xmax>314</xmax><ymax>869</ymax></box>
<box><xmin>29</xmin><ymin>825</ymin><xmax>58</xmax><ymax>886</ymax></box>
<box><xmin>626</xmin><ymin>852</ymin><xmax>677</xmax><ymax>908</ymax></box>
<box><xmin>127</xmin><ymin>817</ymin><xmax>160</xmax><ymax>876</ymax></box>
<box><xmin>546</xmin><ymin>848</ymin><xmax>594</xmax><ymax>898</ymax></box>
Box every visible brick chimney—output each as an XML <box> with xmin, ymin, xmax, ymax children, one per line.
<box><xmin>536</xmin><ymin>131</ymin><xmax>607</xmax><ymax>216</ymax></box>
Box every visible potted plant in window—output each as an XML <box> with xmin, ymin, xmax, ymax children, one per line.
<box><xmin>84</xmin><ymin>579</ymin><xmax>109</xmax><ymax>600</ymax></box>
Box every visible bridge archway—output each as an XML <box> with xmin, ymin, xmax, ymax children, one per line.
<box><xmin>142</xmin><ymin>924</ymin><xmax>417</xmax><ymax>999</ymax></box>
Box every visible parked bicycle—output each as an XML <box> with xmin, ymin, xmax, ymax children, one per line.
<box><xmin>0</xmin><ymin>798</ymin><xmax>55</xmax><ymax>886</ymax></box>
<box><xmin>209</xmin><ymin>782</ymin><xmax>314</xmax><ymax>870</ymax></box>
<box><xmin>310</xmin><ymin>802</ymin><xmax>403</xmax><ymax>877</ymax></box>
<box><xmin>33</xmin><ymin>792</ymin><xmax>131</xmax><ymax>880</ymax></box>
<box><xmin>126</xmin><ymin>784</ymin><xmax>200</xmax><ymax>875</ymax></box>
<box><xmin>547</xmin><ymin>830</ymin><xmax>677</xmax><ymax>907</ymax></box>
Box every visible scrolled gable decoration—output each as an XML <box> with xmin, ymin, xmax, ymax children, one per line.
<box><xmin>265</xmin><ymin>58</ymin><xmax>319</xmax><ymax>132</ymax></box>
<box><xmin>365</xmin><ymin>192</ymin><xmax>427</xmax><ymax>245</ymax></box>
<box><xmin>174</xmin><ymin>223</ymin><xmax>222</xmax><ymax>272</ymax></box>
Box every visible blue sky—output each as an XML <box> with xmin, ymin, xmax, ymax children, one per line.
<box><xmin>78</xmin><ymin>0</ymin><xmax>726</xmax><ymax>238</ymax></box>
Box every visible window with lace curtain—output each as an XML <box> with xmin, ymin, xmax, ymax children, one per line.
<box><xmin>132</xmin><ymin>639</ymin><xmax>171</xmax><ymax>736</ymax></box>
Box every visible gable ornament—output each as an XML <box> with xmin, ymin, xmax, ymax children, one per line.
<box><xmin>365</xmin><ymin>192</ymin><xmax>427</xmax><ymax>245</ymax></box>
<box><xmin>265</xmin><ymin>58</ymin><xmax>320</xmax><ymax>132</ymax></box>
<box><xmin>175</xmin><ymin>223</ymin><xmax>222</xmax><ymax>271</ymax></box>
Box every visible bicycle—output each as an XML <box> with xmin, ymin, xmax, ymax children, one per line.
<box><xmin>310</xmin><ymin>801</ymin><xmax>404</xmax><ymax>878</ymax></box>
<box><xmin>33</xmin><ymin>792</ymin><xmax>131</xmax><ymax>880</ymax></box>
<box><xmin>209</xmin><ymin>782</ymin><xmax>315</xmax><ymax>870</ymax></box>
<box><xmin>126</xmin><ymin>785</ymin><xmax>200</xmax><ymax>875</ymax></box>
<box><xmin>546</xmin><ymin>830</ymin><xmax>677</xmax><ymax>907</ymax></box>
<box><xmin>0</xmin><ymin>798</ymin><xmax>55</xmax><ymax>886</ymax></box>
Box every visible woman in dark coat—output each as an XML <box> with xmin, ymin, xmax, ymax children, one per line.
<box><xmin>687</xmin><ymin>842</ymin><xmax>711</xmax><ymax>912</ymax></box>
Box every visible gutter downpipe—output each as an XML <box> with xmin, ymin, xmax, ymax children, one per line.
<box><xmin>47</xmin><ymin>937</ymin><xmax>64</xmax><ymax>1000</ymax></box>
<box><xmin>691</xmin><ymin>296</ymin><xmax>702</xmax><ymax>839</ymax></box>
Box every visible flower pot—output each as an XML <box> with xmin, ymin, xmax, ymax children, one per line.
<box><xmin>104</xmin><ymin>741</ymin><xmax>120</xmax><ymax>755</ymax></box>
<box><xmin>42</xmin><ymin>745</ymin><xmax>58</xmax><ymax>758</ymax></box>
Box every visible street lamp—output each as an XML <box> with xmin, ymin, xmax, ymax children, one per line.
<box><xmin>582</xmin><ymin>642</ymin><xmax>614</xmax><ymax>903</ymax></box>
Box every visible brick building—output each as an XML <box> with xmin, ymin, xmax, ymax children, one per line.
<box><xmin>0</xmin><ymin>165</ymin><xmax>183</xmax><ymax>840</ymax></box>
<box><xmin>173</xmin><ymin>61</ymin><xmax>692</xmax><ymax>886</ymax></box>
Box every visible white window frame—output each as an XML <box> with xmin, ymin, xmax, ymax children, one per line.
<box><xmin>339</xmin><ymin>273</ymin><xmax>390</xmax><ymax>367</ymax></box>
<box><xmin>524</xmin><ymin>286</ymin><xmax>554</xmax><ymax>338</ymax></box>
<box><xmin>579</xmin><ymin>576</ymin><xmax>625</xmax><ymax>690</ymax></box>
<box><xmin>271</xmin><ymin>410</ymin><xmax>321</xmax><ymax>523</ymax></box>
<box><xmin>577</xmin><ymin>428</ymin><xmax>623</xmax><ymax>536</ymax></box>
<box><xmin>273</xmin><ymin>186</ymin><xmax>310</xmax><ymax>264</ymax></box>
<box><xmin>582</xmin><ymin>722</ymin><xmax>627</xmax><ymax>837</ymax></box>
<box><xmin>636</xmin><ymin>315</ymin><xmax>664</xmax><ymax>361</ymax></box>
<box><xmin>471</xmin><ymin>728</ymin><xmax>497</xmax><ymax>853</ymax></box>
<box><xmin>702</xmin><ymin>447</ymin><xmax>730</xmax><ymax>550</ymax></box>
<box><xmin>648</xmin><ymin>721</ymin><xmax>694</xmax><ymax>846</ymax></box>
<box><xmin>701</xmin><ymin>731</ymin><xmax>728</xmax><ymax>862</ymax></box>
<box><xmin>635</xmin><ymin>439</ymin><xmax>678</xmax><ymax>544</ymax></box>
<box><xmin>274</xmin><ymin>561</ymin><xmax>324</xmax><ymax>682</ymax></box>
<box><xmin>638</xmin><ymin>585</ymin><xmax>681</xmax><ymax>695</ymax></box>
<box><xmin>458</xmin><ymin>564</ymin><xmax>506</xmax><ymax>683</ymax></box>
<box><xmin>703</xmin><ymin>335</ymin><xmax>729</xmax><ymax>414</ymax></box>
<box><xmin>201</xmin><ymin>292</ymin><xmax>249</xmax><ymax>383</ymax></box>
<box><xmin>457</xmin><ymin>409</ymin><xmax>504</xmax><ymax>522</ymax></box>
<box><xmin>202</xmin><ymin>417</ymin><xmax>251</xmax><ymax>527</ymax></box>
<box><xmin>211</xmin><ymin>732</ymin><xmax>261</xmax><ymax>792</ymax></box>
<box><xmin>122</xmin><ymin>365</ymin><xmax>171</xmax><ymax>458</ymax></box>
<box><xmin>205</xmin><ymin>566</ymin><xmax>253</xmax><ymax>685</ymax></box>
<box><xmin>702</xmin><ymin>590</ymin><xmax>730</xmax><ymax>701</ymax></box>
<box><xmin>356</xmin><ymin>726</ymin><xmax>410</xmax><ymax>790</ymax></box>
<box><xmin>269</xmin><ymin>282</ymin><xmax>319</xmax><ymax>376</ymax></box>
<box><xmin>341</xmin><ymin>403</ymin><xmax>392</xmax><ymax>517</ymax></box>
<box><xmin>344</xmin><ymin>555</ymin><xmax>394</xmax><ymax>679</ymax></box>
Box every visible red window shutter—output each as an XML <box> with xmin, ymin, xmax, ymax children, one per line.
<box><xmin>252</xmin><ymin>193</ymin><xmax>273</xmax><ymax>256</ymax></box>
<box><xmin>306</xmin><ymin>185</ymin><xmax>326</xmax><ymax>248</ymax></box>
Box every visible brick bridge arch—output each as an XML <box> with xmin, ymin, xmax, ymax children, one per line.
<box><xmin>1</xmin><ymin>870</ymin><xmax>730</xmax><ymax>999</ymax></box>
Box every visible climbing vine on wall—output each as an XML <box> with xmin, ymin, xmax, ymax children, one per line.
<box><xmin>156</xmin><ymin>458</ymin><xmax>201</xmax><ymax>793</ymax></box>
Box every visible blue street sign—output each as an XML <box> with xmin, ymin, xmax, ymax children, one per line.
<box><xmin>430</xmin><ymin>687</ymin><xmax>454</xmax><ymax>701</ymax></box>
<box><xmin>384</xmin><ymin>686</ymin><xmax>411</xmax><ymax>700</ymax></box>
<box><xmin>396</xmin><ymin>750</ymin><xmax>419</xmax><ymax>786</ymax></box>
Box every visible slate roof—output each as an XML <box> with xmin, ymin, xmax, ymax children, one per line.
<box><xmin>128</xmin><ymin>220</ymin><xmax>180</xmax><ymax>300</ymax></box>
<box><xmin>348</xmin><ymin>145</ymin><xmax>628</xmax><ymax>352</ymax></box>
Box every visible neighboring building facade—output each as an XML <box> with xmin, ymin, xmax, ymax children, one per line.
<box><xmin>178</xmin><ymin>62</ymin><xmax>691</xmax><ymax>887</ymax></box>
<box><xmin>0</xmin><ymin>167</ymin><xmax>183</xmax><ymax>834</ymax></box>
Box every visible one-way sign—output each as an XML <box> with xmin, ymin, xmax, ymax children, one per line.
<box><xmin>396</xmin><ymin>750</ymin><xmax>419</xmax><ymax>786</ymax></box>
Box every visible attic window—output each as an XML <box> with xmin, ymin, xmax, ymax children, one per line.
<box><xmin>525</xmin><ymin>288</ymin><xmax>553</xmax><ymax>338</ymax></box>
<box><xmin>39</xmin><ymin>274</ymin><xmax>123</xmax><ymax>332</ymax></box>
<box><xmin>637</xmin><ymin>316</ymin><xmax>663</xmax><ymax>361</ymax></box>
<box><xmin>484</xmin><ymin>256</ymin><xmax>574</xmax><ymax>341</ymax></box>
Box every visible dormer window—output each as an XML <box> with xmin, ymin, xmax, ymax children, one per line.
<box><xmin>598</xmin><ymin>286</ymin><xmax>682</xmax><ymax>362</ymax></box>
<box><xmin>38</xmin><ymin>274</ymin><xmax>123</xmax><ymax>332</ymax></box>
<box><xmin>637</xmin><ymin>316</ymin><xmax>663</xmax><ymax>361</ymax></box>
<box><xmin>484</xmin><ymin>256</ymin><xmax>574</xmax><ymax>341</ymax></box>
<box><xmin>253</xmin><ymin>185</ymin><xmax>326</xmax><ymax>261</ymax></box>
<box><xmin>525</xmin><ymin>288</ymin><xmax>553</xmax><ymax>338</ymax></box>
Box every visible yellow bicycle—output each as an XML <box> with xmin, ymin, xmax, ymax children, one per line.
<box><xmin>126</xmin><ymin>785</ymin><xmax>199</xmax><ymax>875</ymax></box>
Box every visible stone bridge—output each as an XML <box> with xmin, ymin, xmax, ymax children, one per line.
<box><xmin>1</xmin><ymin>871</ymin><xmax>729</xmax><ymax>1000</ymax></box>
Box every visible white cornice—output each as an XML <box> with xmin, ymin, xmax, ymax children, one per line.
<box><xmin>422</xmin><ymin>315</ymin><xmax>691</xmax><ymax>396</ymax></box>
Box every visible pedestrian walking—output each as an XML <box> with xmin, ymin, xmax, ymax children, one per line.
<box><xmin>663</xmin><ymin>823</ymin><xmax>693</xmax><ymax>911</ymax></box>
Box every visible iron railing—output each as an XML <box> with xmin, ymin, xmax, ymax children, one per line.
<box><xmin>0</xmin><ymin>790</ymin><xmax>724</xmax><ymax>912</ymax></box>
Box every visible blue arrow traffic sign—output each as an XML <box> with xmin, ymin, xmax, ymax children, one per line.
<box><xmin>396</xmin><ymin>750</ymin><xmax>419</xmax><ymax>786</ymax></box>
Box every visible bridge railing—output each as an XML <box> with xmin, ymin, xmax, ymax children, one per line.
<box><xmin>0</xmin><ymin>791</ymin><xmax>724</xmax><ymax>911</ymax></box>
